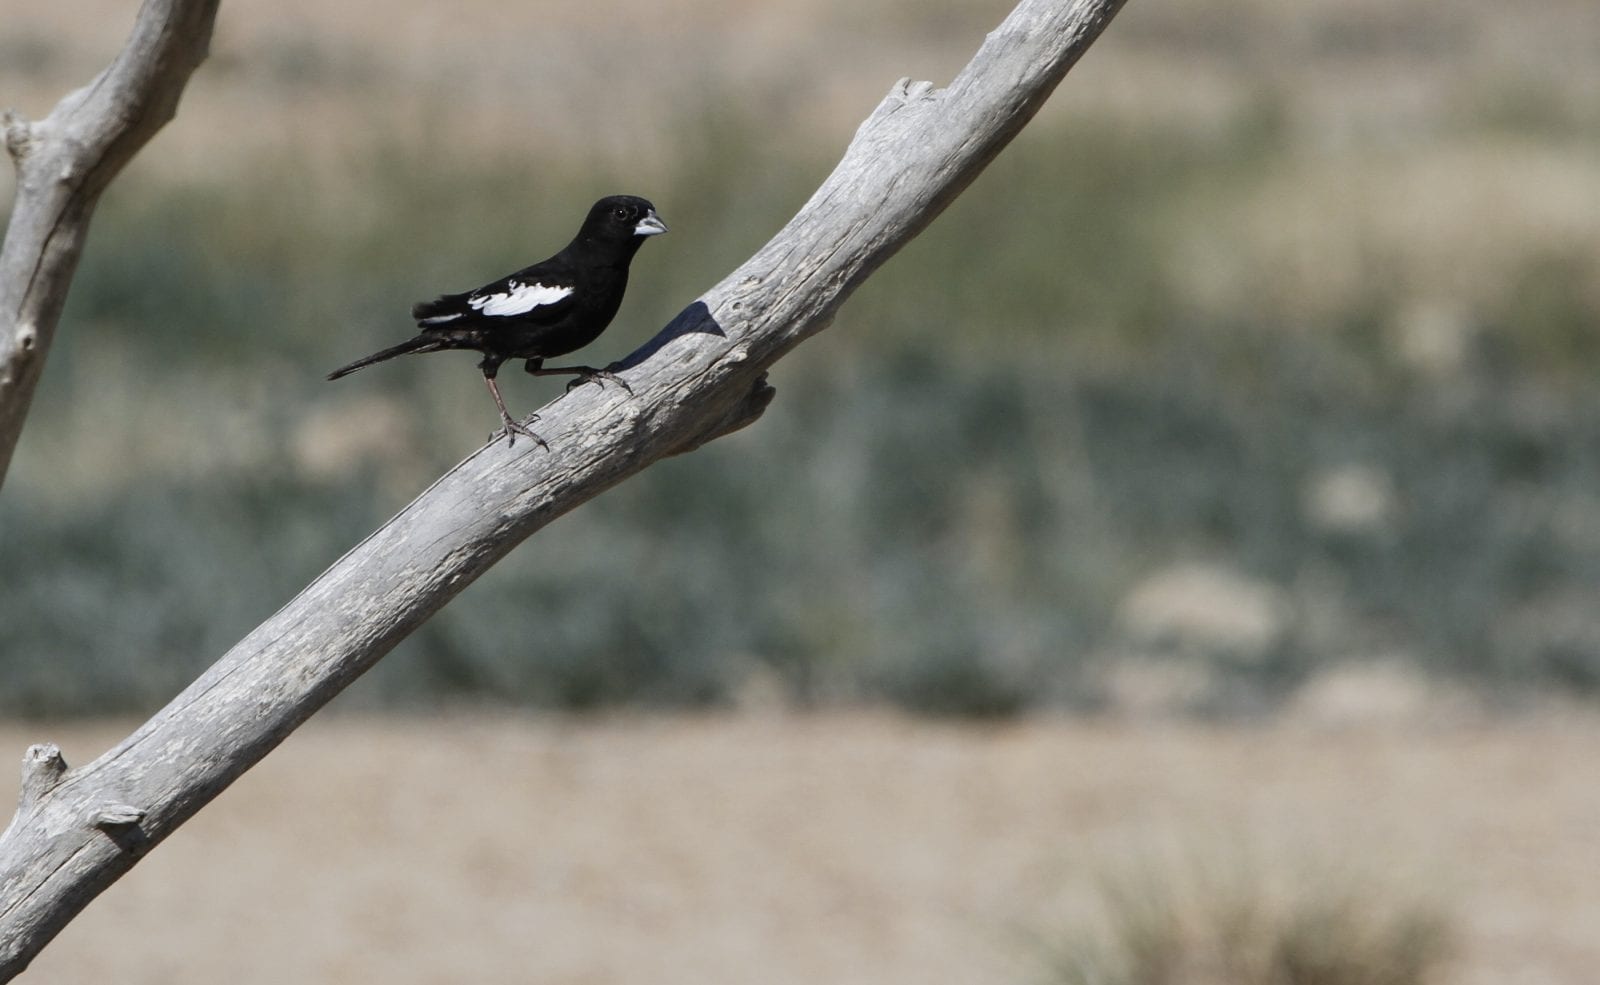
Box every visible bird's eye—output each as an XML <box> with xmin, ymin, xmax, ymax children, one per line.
<box><xmin>612</xmin><ymin>207</ymin><xmax>630</xmax><ymax>220</ymax></box>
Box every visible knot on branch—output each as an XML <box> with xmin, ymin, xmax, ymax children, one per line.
<box><xmin>846</xmin><ymin>78</ymin><xmax>943</xmax><ymax>155</ymax></box>
<box><xmin>2</xmin><ymin>324</ymin><xmax>42</xmax><ymax>392</ymax></box>
<box><xmin>669</xmin><ymin>373</ymin><xmax>775</xmax><ymax>458</ymax></box>
<box><xmin>11</xmin><ymin>322</ymin><xmax>40</xmax><ymax>356</ymax></box>
<box><xmin>1</xmin><ymin>110</ymin><xmax>30</xmax><ymax>163</ymax></box>
<box><xmin>18</xmin><ymin>744</ymin><xmax>68</xmax><ymax>809</ymax></box>
<box><xmin>91</xmin><ymin>803</ymin><xmax>150</xmax><ymax>853</ymax></box>
<box><xmin>892</xmin><ymin>77</ymin><xmax>939</xmax><ymax>102</ymax></box>
<box><xmin>92</xmin><ymin>804</ymin><xmax>147</xmax><ymax>829</ymax></box>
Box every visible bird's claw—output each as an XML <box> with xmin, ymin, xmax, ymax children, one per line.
<box><xmin>565</xmin><ymin>368</ymin><xmax>633</xmax><ymax>396</ymax></box>
<box><xmin>490</xmin><ymin>414</ymin><xmax>548</xmax><ymax>451</ymax></box>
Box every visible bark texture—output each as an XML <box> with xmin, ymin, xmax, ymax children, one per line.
<box><xmin>0</xmin><ymin>0</ymin><xmax>1128</xmax><ymax>976</ymax></box>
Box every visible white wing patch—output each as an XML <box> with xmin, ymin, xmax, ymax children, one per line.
<box><xmin>418</xmin><ymin>312</ymin><xmax>463</xmax><ymax>326</ymax></box>
<box><xmin>468</xmin><ymin>280</ymin><xmax>573</xmax><ymax>318</ymax></box>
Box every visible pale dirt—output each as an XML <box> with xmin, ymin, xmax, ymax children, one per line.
<box><xmin>5</xmin><ymin>0</ymin><xmax>1597</xmax><ymax>184</ymax></box>
<box><xmin>6</xmin><ymin>713</ymin><xmax>1598</xmax><ymax>985</ymax></box>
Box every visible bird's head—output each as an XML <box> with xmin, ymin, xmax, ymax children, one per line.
<box><xmin>587</xmin><ymin>195</ymin><xmax>667</xmax><ymax>243</ymax></box>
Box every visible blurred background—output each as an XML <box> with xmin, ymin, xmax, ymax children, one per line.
<box><xmin>2</xmin><ymin>0</ymin><xmax>1598</xmax><ymax>982</ymax></box>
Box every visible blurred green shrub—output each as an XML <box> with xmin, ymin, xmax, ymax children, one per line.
<box><xmin>3</xmin><ymin>110</ymin><xmax>1599</xmax><ymax>717</ymax></box>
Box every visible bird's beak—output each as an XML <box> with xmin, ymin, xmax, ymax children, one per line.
<box><xmin>634</xmin><ymin>210</ymin><xmax>668</xmax><ymax>237</ymax></box>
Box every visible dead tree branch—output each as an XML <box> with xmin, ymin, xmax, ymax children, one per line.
<box><xmin>0</xmin><ymin>0</ymin><xmax>221</xmax><ymax>488</ymax></box>
<box><xmin>0</xmin><ymin>0</ymin><xmax>1128</xmax><ymax>976</ymax></box>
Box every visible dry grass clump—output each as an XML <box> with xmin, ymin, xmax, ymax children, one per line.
<box><xmin>1039</xmin><ymin>851</ymin><xmax>1451</xmax><ymax>985</ymax></box>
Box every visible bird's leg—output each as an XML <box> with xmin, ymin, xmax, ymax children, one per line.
<box><xmin>524</xmin><ymin>358</ymin><xmax>633</xmax><ymax>395</ymax></box>
<box><xmin>480</xmin><ymin>360</ymin><xmax>547</xmax><ymax>450</ymax></box>
<box><xmin>484</xmin><ymin>375</ymin><xmax>548</xmax><ymax>449</ymax></box>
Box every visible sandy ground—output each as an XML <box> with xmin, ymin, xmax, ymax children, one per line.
<box><xmin>3</xmin><ymin>713</ymin><xmax>1596</xmax><ymax>985</ymax></box>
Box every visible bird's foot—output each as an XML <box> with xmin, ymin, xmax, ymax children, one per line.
<box><xmin>564</xmin><ymin>366</ymin><xmax>633</xmax><ymax>396</ymax></box>
<box><xmin>490</xmin><ymin>414</ymin><xmax>548</xmax><ymax>450</ymax></box>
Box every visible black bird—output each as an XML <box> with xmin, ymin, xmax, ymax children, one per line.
<box><xmin>328</xmin><ymin>195</ymin><xmax>667</xmax><ymax>447</ymax></box>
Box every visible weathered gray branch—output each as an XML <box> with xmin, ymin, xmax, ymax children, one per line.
<box><xmin>0</xmin><ymin>0</ymin><xmax>1128</xmax><ymax>976</ymax></box>
<box><xmin>0</xmin><ymin>0</ymin><xmax>221</xmax><ymax>489</ymax></box>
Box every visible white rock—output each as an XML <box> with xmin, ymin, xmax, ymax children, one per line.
<box><xmin>1117</xmin><ymin>562</ymin><xmax>1291</xmax><ymax>660</ymax></box>
<box><xmin>1304</xmin><ymin>463</ymin><xmax>1397</xmax><ymax>534</ymax></box>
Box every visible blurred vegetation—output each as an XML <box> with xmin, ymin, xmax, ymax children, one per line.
<box><xmin>1036</xmin><ymin>850</ymin><xmax>1452</xmax><ymax>985</ymax></box>
<box><xmin>3</xmin><ymin>10</ymin><xmax>1600</xmax><ymax>718</ymax></box>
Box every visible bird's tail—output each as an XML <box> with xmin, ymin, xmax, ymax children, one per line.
<box><xmin>326</xmin><ymin>335</ymin><xmax>447</xmax><ymax>380</ymax></box>
<box><xmin>411</xmin><ymin>294</ymin><xmax>468</xmax><ymax>324</ymax></box>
